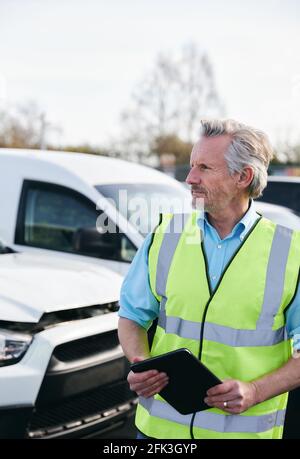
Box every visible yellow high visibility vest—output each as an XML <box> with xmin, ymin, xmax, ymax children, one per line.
<box><xmin>135</xmin><ymin>213</ymin><xmax>300</xmax><ymax>439</ymax></box>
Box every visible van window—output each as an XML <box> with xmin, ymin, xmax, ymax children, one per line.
<box><xmin>96</xmin><ymin>183</ymin><xmax>190</xmax><ymax>236</ymax></box>
<box><xmin>16</xmin><ymin>181</ymin><xmax>136</xmax><ymax>262</ymax></box>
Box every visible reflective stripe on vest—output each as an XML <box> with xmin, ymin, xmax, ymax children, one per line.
<box><xmin>156</xmin><ymin>215</ymin><xmax>293</xmax><ymax>347</ymax></box>
<box><xmin>257</xmin><ymin>225</ymin><xmax>293</xmax><ymax>329</ymax></box>
<box><xmin>158</xmin><ymin>312</ymin><xmax>286</xmax><ymax>346</ymax></box>
<box><xmin>139</xmin><ymin>397</ymin><xmax>286</xmax><ymax>433</ymax></box>
<box><xmin>156</xmin><ymin>213</ymin><xmax>190</xmax><ymax>297</ymax></box>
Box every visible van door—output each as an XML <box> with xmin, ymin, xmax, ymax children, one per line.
<box><xmin>14</xmin><ymin>180</ymin><xmax>137</xmax><ymax>275</ymax></box>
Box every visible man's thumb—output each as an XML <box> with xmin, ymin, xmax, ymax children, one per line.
<box><xmin>132</xmin><ymin>356</ymin><xmax>145</xmax><ymax>363</ymax></box>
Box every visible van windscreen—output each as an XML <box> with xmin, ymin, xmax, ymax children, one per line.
<box><xmin>95</xmin><ymin>183</ymin><xmax>190</xmax><ymax>236</ymax></box>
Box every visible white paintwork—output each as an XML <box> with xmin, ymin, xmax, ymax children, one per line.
<box><xmin>253</xmin><ymin>201</ymin><xmax>300</xmax><ymax>230</ymax></box>
<box><xmin>0</xmin><ymin>251</ymin><xmax>122</xmax><ymax>322</ymax></box>
<box><xmin>0</xmin><ymin>148</ymin><xmax>183</xmax><ymax>186</ymax></box>
<box><xmin>0</xmin><ymin>312</ymin><xmax>121</xmax><ymax>407</ymax></box>
<box><xmin>0</xmin><ymin>242</ymin><xmax>122</xmax><ymax>408</ymax></box>
<box><xmin>267</xmin><ymin>176</ymin><xmax>300</xmax><ymax>183</ymax></box>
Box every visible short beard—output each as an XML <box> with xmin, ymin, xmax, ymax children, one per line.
<box><xmin>192</xmin><ymin>196</ymin><xmax>205</xmax><ymax>211</ymax></box>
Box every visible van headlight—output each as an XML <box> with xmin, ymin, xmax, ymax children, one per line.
<box><xmin>0</xmin><ymin>329</ymin><xmax>32</xmax><ymax>366</ymax></box>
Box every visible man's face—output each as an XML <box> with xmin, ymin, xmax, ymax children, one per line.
<box><xmin>186</xmin><ymin>135</ymin><xmax>240</xmax><ymax>213</ymax></box>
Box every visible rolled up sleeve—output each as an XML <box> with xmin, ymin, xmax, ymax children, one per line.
<box><xmin>118</xmin><ymin>233</ymin><xmax>159</xmax><ymax>330</ymax></box>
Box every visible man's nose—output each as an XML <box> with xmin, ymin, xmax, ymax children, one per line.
<box><xmin>186</xmin><ymin>166</ymin><xmax>200</xmax><ymax>185</ymax></box>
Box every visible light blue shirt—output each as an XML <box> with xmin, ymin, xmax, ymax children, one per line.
<box><xmin>119</xmin><ymin>202</ymin><xmax>300</xmax><ymax>352</ymax></box>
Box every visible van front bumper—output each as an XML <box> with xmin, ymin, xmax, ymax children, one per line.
<box><xmin>0</xmin><ymin>313</ymin><xmax>137</xmax><ymax>439</ymax></box>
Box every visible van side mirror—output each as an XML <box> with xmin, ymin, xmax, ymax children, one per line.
<box><xmin>73</xmin><ymin>227</ymin><xmax>121</xmax><ymax>260</ymax></box>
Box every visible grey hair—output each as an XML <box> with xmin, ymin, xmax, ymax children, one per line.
<box><xmin>200</xmin><ymin>119</ymin><xmax>274</xmax><ymax>198</ymax></box>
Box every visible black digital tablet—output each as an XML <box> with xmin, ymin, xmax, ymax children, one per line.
<box><xmin>130</xmin><ymin>348</ymin><xmax>222</xmax><ymax>415</ymax></box>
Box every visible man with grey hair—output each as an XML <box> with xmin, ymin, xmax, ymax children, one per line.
<box><xmin>118</xmin><ymin>119</ymin><xmax>300</xmax><ymax>439</ymax></box>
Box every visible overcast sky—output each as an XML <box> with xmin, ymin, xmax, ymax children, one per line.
<box><xmin>0</xmin><ymin>0</ymin><xmax>300</xmax><ymax>149</ymax></box>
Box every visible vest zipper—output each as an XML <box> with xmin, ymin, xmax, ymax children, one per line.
<box><xmin>197</xmin><ymin>216</ymin><xmax>263</xmax><ymax>361</ymax></box>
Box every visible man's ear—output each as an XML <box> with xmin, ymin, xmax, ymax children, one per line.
<box><xmin>237</xmin><ymin>167</ymin><xmax>254</xmax><ymax>190</ymax></box>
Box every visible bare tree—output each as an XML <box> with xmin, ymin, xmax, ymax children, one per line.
<box><xmin>151</xmin><ymin>134</ymin><xmax>193</xmax><ymax>165</ymax></box>
<box><xmin>119</xmin><ymin>43</ymin><xmax>225</xmax><ymax>162</ymax></box>
<box><xmin>177</xmin><ymin>43</ymin><xmax>224</xmax><ymax>141</ymax></box>
<box><xmin>274</xmin><ymin>140</ymin><xmax>300</xmax><ymax>164</ymax></box>
<box><xmin>0</xmin><ymin>101</ymin><xmax>61</xmax><ymax>149</ymax></box>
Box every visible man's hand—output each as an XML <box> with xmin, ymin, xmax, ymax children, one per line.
<box><xmin>204</xmin><ymin>379</ymin><xmax>258</xmax><ymax>414</ymax></box>
<box><xmin>127</xmin><ymin>357</ymin><xmax>169</xmax><ymax>398</ymax></box>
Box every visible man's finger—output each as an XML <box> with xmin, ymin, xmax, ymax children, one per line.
<box><xmin>129</xmin><ymin>370</ymin><xmax>167</xmax><ymax>385</ymax></box>
<box><xmin>128</xmin><ymin>369</ymin><xmax>162</xmax><ymax>386</ymax></box>
<box><xmin>204</xmin><ymin>393</ymin><xmax>238</xmax><ymax>404</ymax></box>
<box><xmin>138</xmin><ymin>379</ymin><xmax>169</xmax><ymax>398</ymax></box>
<box><xmin>131</xmin><ymin>374</ymin><xmax>168</xmax><ymax>392</ymax></box>
<box><xmin>206</xmin><ymin>380</ymin><xmax>236</xmax><ymax>396</ymax></box>
<box><xmin>217</xmin><ymin>401</ymin><xmax>241</xmax><ymax>412</ymax></box>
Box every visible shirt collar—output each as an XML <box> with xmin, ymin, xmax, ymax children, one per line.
<box><xmin>196</xmin><ymin>199</ymin><xmax>260</xmax><ymax>241</ymax></box>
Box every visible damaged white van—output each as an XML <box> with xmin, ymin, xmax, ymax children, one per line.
<box><xmin>0</xmin><ymin>237</ymin><xmax>136</xmax><ymax>439</ymax></box>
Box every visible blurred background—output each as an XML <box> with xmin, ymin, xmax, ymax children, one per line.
<box><xmin>1</xmin><ymin>0</ymin><xmax>300</xmax><ymax>177</ymax></box>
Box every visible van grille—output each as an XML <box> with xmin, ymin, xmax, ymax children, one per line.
<box><xmin>53</xmin><ymin>330</ymin><xmax>119</xmax><ymax>362</ymax></box>
<box><xmin>28</xmin><ymin>380</ymin><xmax>135</xmax><ymax>432</ymax></box>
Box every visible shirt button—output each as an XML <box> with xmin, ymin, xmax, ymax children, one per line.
<box><xmin>217</xmin><ymin>244</ymin><xmax>222</xmax><ymax>249</ymax></box>
<box><xmin>212</xmin><ymin>276</ymin><xmax>217</xmax><ymax>280</ymax></box>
